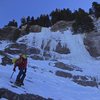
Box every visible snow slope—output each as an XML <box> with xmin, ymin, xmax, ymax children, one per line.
<box><xmin>1</xmin><ymin>28</ymin><xmax>100</xmax><ymax>100</ymax></box>
<box><xmin>17</xmin><ymin>28</ymin><xmax>100</xmax><ymax>75</ymax></box>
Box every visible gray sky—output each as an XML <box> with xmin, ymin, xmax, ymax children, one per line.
<box><xmin>0</xmin><ymin>0</ymin><xmax>100</xmax><ymax>27</ymax></box>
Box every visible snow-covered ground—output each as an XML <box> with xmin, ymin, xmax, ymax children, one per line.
<box><xmin>1</xmin><ymin>28</ymin><xmax>100</xmax><ymax>100</ymax></box>
<box><xmin>1</xmin><ymin>59</ymin><xmax>100</xmax><ymax>100</ymax></box>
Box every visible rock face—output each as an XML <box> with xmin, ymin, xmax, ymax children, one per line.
<box><xmin>56</xmin><ymin>71</ymin><xmax>98</xmax><ymax>88</ymax></box>
<box><xmin>54</xmin><ymin>62</ymin><xmax>82</xmax><ymax>72</ymax></box>
<box><xmin>0</xmin><ymin>88</ymin><xmax>53</xmax><ymax>100</ymax></box>
<box><xmin>50</xmin><ymin>21</ymin><xmax>74</xmax><ymax>32</ymax></box>
<box><xmin>84</xmin><ymin>33</ymin><xmax>100</xmax><ymax>57</ymax></box>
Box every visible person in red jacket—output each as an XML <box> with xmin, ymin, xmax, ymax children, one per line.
<box><xmin>13</xmin><ymin>54</ymin><xmax>27</xmax><ymax>86</ymax></box>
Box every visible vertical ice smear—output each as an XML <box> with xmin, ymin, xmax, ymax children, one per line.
<box><xmin>17</xmin><ymin>28</ymin><xmax>92</xmax><ymax>62</ymax></box>
<box><xmin>62</xmin><ymin>31</ymin><xmax>92</xmax><ymax>62</ymax></box>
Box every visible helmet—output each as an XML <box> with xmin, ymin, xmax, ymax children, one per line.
<box><xmin>12</xmin><ymin>58</ymin><xmax>17</xmax><ymax>64</ymax></box>
<box><xmin>19</xmin><ymin>54</ymin><xmax>27</xmax><ymax>59</ymax></box>
<box><xmin>22</xmin><ymin>54</ymin><xmax>27</xmax><ymax>59</ymax></box>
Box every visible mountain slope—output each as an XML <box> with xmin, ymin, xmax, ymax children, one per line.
<box><xmin>0</xmin><ymin>28</ymin><xmax>100</xmax><ymax>100</ymax></box>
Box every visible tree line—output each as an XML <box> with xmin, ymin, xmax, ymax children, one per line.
<box><xmin>5</xmin><ymin>2</ymin><xmax>100</xmax><ymax>33</ymax></box>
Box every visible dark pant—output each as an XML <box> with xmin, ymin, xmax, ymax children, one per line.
<box><xmin>16</xmin><ymin>68</ymin><xmax>26</xmax><ymax>84</ymax></box>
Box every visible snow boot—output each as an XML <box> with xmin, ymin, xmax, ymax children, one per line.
<box><xmin>20</xmin><ymin>82</ymin><xmax>24</xmax><ymax>86</ymax></box>
<box><xmin>14</xmin><ymin>80</ymin><xmax>21</xmax><ymax>86</ymax></box>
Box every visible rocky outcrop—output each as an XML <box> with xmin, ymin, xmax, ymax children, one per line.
<box><xmin>73</xmin><ymin>79</ymin><xmax>97</xmax><ymax>87</ymax></box>
<box><xmin>4</xmin><ymin>43</ymin><xmax>27</xmax><ymax>55</ymax></box>
<box><xmin>54</xmin><ymin>62</ymin><xmax>98</xmax><ymax>88</ymax></box>
<box><xmin>55</xmin><ymin>42</ymin><xmax>70</xmax><ymax>54</ymax></box>
<box><xmin>0</xmin><ymin>50</ymin><xmax>13</xmax><ymax>65</ymax></box>
<box><xmin>50</xmin><ymin>21</ymin><xmax>74</xmax><ymax>32</ymax></box>
<box><xmin>54</xmin><ymin>62</ymin><xmax>82</xmax><ymax>72</ymax></box>
<box><xmin>56</xmin><ymin>70</ymin><xmax>98</xmax><ymax>88</ymax></box>
<box><xmin>0</xmin><ymin>26</ymin><xmax>21</xmax><ymax>41</ymax></box>
<box><xmin>84</xmin><ymin>33</ymin><xmax>100</xmax><ymax>57</ymax></box>
<box><xmin>27</xmin><ymin>47</ymin><xmax>40</xmax><ymax>55</ymax></box>
<box><xmin>1</xmin><ymin>56</ymin><xmax>12</xmax><ymax>66</ymax></box>
<box><xmin>0</xmin><ymin>50</ymin><xmax>7</xmax><ymax>57</ymax></box>
<box><xmin>4</xmin><ymin>43</ymin><xmax>41</xmax><ymax>55</ymax></box>
<box><xmin>56</xmin><ymin>71</ymin><xmax>72</xmax><ymax>78</ymax></box>
<box><xmin>0</xmin><ymin>88</ymin><xmax>53</xmax><ymax>100</ymax></box>
<box><xmin>30</xmin><ymin>25</ymin><xmax>42</xmax><ymax>33</ymax></box>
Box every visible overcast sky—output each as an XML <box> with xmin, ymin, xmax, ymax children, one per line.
<box><xmin>0</xmin><ymin>0</ymin><xmax>100</xmax><ymax>27</ymax></box>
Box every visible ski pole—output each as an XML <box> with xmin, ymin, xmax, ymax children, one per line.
<box><xmin>10</xmin><ymin>71</ymin><xmax>14</xmax><ymax>79</ymax></box>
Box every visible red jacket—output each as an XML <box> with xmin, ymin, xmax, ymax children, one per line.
<box><xmin>15</xmin><ymin>57</ymin><xmax>27</xmax><ymax>69</ymax></box>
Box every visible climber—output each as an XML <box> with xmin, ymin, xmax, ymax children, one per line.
<box><xmin>13</xmin><ymin>54</ymin><xmax>27</xmax><ymax>86</ymax></box>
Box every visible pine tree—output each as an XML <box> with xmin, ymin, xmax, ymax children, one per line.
<box><xmin>50</xmin><ymin>8</ymin><xmax>74</xmax><ymax>25</ymax></box>
<box><xmin>50</xmin><ymin>9</ymin><xmax>61</xmax><ymax>24</ymax></box>
<box><xmin>27</xmin><ymin>16</ymin><xmax>31</xmax><ymax>24</ymax></box>
<box><xmin>35</xmin><ymin>14</ymin><xmax>51</xmax><ymax>27</ymax></box>
<box><xmin>90</xmin><ymin>2</ymin><xmax>100</xmax><ymax>18</ymax></box>
<box><xmin>21</xmin><ymin>17</ymin><xmax>27</xmax><ymax>26</ymax></box>
<box><xmin>30</xmin><ymin>16</ymin><xmax>35</xmax><ymax>25</ymax></box>
<box><xmin>7</xmin><ymin>20</ymin><xmax>18</xmax><ymax>27</ymax></box>
<box><xmin>72</xmin><ymin>8</ymin><xmax>94</xmax><ymax>33</ymax></box>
